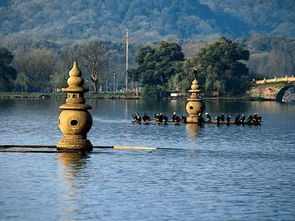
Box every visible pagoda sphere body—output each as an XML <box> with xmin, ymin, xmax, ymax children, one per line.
<box><xmin>57</xmin><ymin>61</ymin><xmax>93</xmax><ymax>151</ymax></box>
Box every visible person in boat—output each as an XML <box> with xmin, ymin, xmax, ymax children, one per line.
<box><xmin>226</xmin><ymin>115</ymin><xmax>231</xmax><ymax>124</ymax></box>
<box><xmin>240</xmin><ymin>114</ymin><xmax>246</xmax><ymax>123</ymax></box>
<box><xmin>154</xmin><ymin>114</ymin><xmax>158</xmax><ymax>122</ymax></box>
<box><xmin>160</xmin><ymin>113</ymin><xmax>164</xmax><ymax>123</ymax></box>
<box><xmin>220</xmin><ymin>113</ymin><xmax>225</xmax><ymax>121</ymax></box>
<box><xmin>205</xmin><ymin>113</ymin><xmax>211</xmax><ymax>122</ymax></box>
<box><xmin>247</xmin><ymin>114</ymin><xmax>253</xmax><ymax>123</ymax></box>
<box><xmin>154</xmin><ymin>113</ymin><xmax>162</xmax><ymax>123</ymax></box>
<box><xmin>172</xmin><ymin>112</ymin><xmax>181</xmax><ymax>122</ymax></box>
<box><xmin>181</xmin><ymin>115</ymin><xmax>187</xmax><ymax>123</ymax></box>
<box><xmin>253</xmin><ymin>113</ymin><xmax>262</xmax><ymax>123</ymax></box>
<box><xmin>157</xmin><ymin>113</ymin><xmax>164</xmax><ymax>123</ymax></box>
<box><xmin>142</xmin><ymin>113</ymin><xmax>151</xmax><ymax>122</ymax></box>
<box><xmin>234</xmin><ymin>114</ymin><xmax>240</xmax><ymax>124</ymax></box>
<box><xmin>132</xmin><ymin>113</ymin><xmax>142</xmax><ymax>123</ymax></box>
<box><xmin>197</xmin><ymin>113</ymin><xmax>205</xmax><ymax>123</ymax></box>
<box><xmin>163</xmin><ymin>114</ymin><xmax>168</xmax><ymax>124</ymax></box>
<box><xmin>216</xmin><ymin>115</ymin><xmax>221</xmax><ymax>124</ymax></box>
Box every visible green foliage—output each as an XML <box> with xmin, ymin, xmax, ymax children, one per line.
<box><xmin>0</xmin><ymin>47</ymin><xmax>17</xmax><ymax>91</ymax></box>
<box><xmin>135</xmin><ymin>41</ymin><xmax>184</xmax><ymax>86</ymax></box>
<box><xmin>185</xmin><ymin>37</ymin><xmax>250</xmax><ymax>95</ymax></box>
<box><xmin>1</xmin><ymin>0</ymin><xmax>294</xmax><ymax>42</ymax></box>
<box><xmin>16</xmin><ymin>49</ymin><xmax>57</xmax><ymax>92</ymax></box>
<box><xmin>142</xmin><ymin>85</ymin><xmax>169</xmax><ymax>100</ymax></box>
<box><xmin>167</xmin><ymin>72</ymin><xmax>191</xmax><ymax>92</ymax></box>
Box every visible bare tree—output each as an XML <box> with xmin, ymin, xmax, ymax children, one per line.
<box><xmin>79</xmin><ymin>40</ymin><xmax>110</xmax><ymax>92</ymax></box>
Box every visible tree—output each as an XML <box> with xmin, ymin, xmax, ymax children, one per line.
<box><xmin>0</xmin><ymin>47</ymin><xmax>17</xmax><ymax>91</ymax></box>
<box><xmin>13</xmin><ymin>49</ymin><xmax>57</xmax><ymax>92</ymax></box>
<box><xmin>134</xmin><ymin>41</ymin><xmax>184</xmax><ymax>86</ymax></box>
<box><xmin>79</xmin><ymin>40</ymin><xmax>111</xmax><ymax>92</ymax></box>
<box><xmin>184</xmin><ymin>37</ymin><xmax>250</xmax><ymax>95</ymax></box>
<box><xmin>14</xmin><ymin>71</ymin><xmax>28</xmax><ymax>92</ymax></box>
<box><xmin>247</xmin><ymin>35</ymin><xmax>295</xmax><ymax>77</ymax></box>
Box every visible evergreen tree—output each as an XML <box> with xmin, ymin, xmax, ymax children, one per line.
<box><xmin>135</xmin><ymin>41</ymin><xmax>184</xmax><ymax>86</ymax></box>
<box><xmin>184</xmin><ymin>37</ymin><xmax>250</xmax><ymax>95</ymax></box>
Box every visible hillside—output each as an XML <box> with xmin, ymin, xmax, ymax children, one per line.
<box><xmin>0</xmin><ymin>0</ymin><xmax>294</xmax><ymax>42</ymax></box>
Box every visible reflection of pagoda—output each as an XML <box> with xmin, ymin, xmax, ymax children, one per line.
<box><xmin>185</xmin><ymin>69</ymin><xmax>205</xmax><ymax>123</ymax></box>
<box><xmin>57</xmin><ymin>61</ymin><xmax>93</xmax><ymax>151</ymax></box>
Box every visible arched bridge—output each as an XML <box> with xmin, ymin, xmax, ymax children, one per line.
<box><xmin>249</xmin><ymin>76</ymin><xmax>295</xmax><ymax>102</ymax></box>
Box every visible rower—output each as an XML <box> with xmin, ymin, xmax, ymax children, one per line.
<box><xmin>226</xmin><ymin>115</ymin><xmax>231</xmax><ymax>124</ymax></box>
<box><xmin>247</xmin><ymin>114</ymin><xmax>253</xmax><ymax>123</ymax></box>
<box><xmin>132</xmin><ymin>113</ymin><xmax>142</xmax><ymax>123</ymax></box>
<box><xmin>205</xmin><ymin>112</ymin><xmax>211</xmax><ymax>122</ymax></box>
<box><xmin>220</xmin><ymin>113</ymin><xmax>225</xmax><ymax>121</ymax></box>
<box><xmin>198</xmin><ymin>113</ymin><xmax>205</xmax><ymax>123</ymax></box>
<box><xmin>163</xmin><ymin>114</ymin><xmax>168</xmax><ymax>124</ymax></box>
<box><xmin>234</xmin><ymin>114</ymin><xmax>240</xmax><ymax>124</ymax></box>
<box><xmin>172</xmin><ymin>112</ymin><xmax>181</xmax><ymax>122</ymax></box>
<box><xmin>142</xmin><ymin>113</ymin><xmax>151</xmax><ymax>122</ymax></box>
<box><xmin>181</xmin><ymin>115</ymin><xmax>187</xmax><ymax>123</ymax></box>
<box><xmin>240</xmin><ymin>114</ymin><xmax>246</xmax><ymax>123</ymax></box>
<box><xmin>216</xmin><ymin>115</ymin><xmax>221</xmax><ymax>124</ymax></box>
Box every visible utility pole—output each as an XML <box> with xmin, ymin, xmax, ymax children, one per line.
<box><xmin>125</xmin><ymin>28</ymin><xmax>129</xmax><ymax>91</ymax></box>
<box><xmin>113</xmin><ymin>72</ymin><xmax>116</xmax><ymax>92</ymax></box>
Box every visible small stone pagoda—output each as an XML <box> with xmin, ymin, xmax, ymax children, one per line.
<box><xmin>57</xmin><ymin>61</ymin><xmax>93</xmax><ymax>151</ymax></box>
<box><xmin>186</xmin><ymin>68</ymin><xmax>205</xmax><ymax>123</ymax></box>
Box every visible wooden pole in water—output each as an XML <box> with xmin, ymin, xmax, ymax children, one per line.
<box><xmin>125</xmin><ymin>28</ymin><xmax>129</xmax><ymax>91</ymax></box>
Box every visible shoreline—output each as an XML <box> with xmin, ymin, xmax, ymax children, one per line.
<box><xmin>0</xmin><ymin>92</ymin><xmax>272</xmax><ymax>101</ymax></box>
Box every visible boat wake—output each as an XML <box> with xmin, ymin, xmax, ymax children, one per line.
<box><xmin>92</xmin><ymin>117</ymin><xmax>130</xmax><ymax>124</ymax></box>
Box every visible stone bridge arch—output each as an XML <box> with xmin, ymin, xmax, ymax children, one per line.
<box><xmin>275</xmin><ymin>85</ymin><xmax>295</xmax><ymax>102</ymax></box>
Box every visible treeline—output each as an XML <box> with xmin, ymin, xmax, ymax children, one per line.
<box><xmin>1</xmin><ymin>35</ymin><xmax>295</xmax><ymax>96</ymax></box>
<box><xmin>0</xmin><ymin>0</ymin><xmax>294</xmax><ymax>42</ymax></box>
<box><xmin>130</xmin><ymin>37</ymin><xmax>250</xmax><ymax>98</ymax></box>
<box><xmin>246</xmin><ymin>35</ymin><xmax>295</xmax><ymax>77</ymax></box>
<box><xmin>0</xmin><ymin>38</ymin><xmax>139</xmax><ymax>92</ymax></box>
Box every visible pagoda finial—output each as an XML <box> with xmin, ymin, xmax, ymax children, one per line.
<box><xmin>67</xmin><ymin>61</ymin><xmax>84</xmax><ymax>88</ymax></box>
<box><xmin>69</xmin><ymin>61</ymin><xmax>81</xmax><ymax>77</ymax></box>
<box><xmin>191</xmin><ymin>79</ymin><xmax>199</xmax><ymax>90</ymax></box>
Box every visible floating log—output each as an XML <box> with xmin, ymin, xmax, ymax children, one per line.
<box><xmin>0</xmin><ymin>145</ymin><xmax>160</xmax><ymax>151</ymax></box>
<box><xmin>114</xmin><ymin>145</ymin><xmax>157</xmax><ymax>150</ymax></box>
<box><xmin>0</xmin><ymin>145</ymin><xmax>56</xmax><ymax>149</ymax></box>
<box><xmin>0</xmin><ymin>150</ymin><xmax>57</xmax><ymax>153</ymax></box>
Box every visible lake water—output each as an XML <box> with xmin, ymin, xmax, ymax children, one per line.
<box><xmin>0</xmin><ymin>99</ymin><xmax>295</xmax><ymax>220</ymax></box>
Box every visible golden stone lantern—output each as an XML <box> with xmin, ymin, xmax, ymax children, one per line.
<box><xmin>186</xmin><ymin>69</ymin><xmax>205</xmax><ymax>123</ymax></box>
<box><xmin>57</xmin><ymin>61</ymin><xmax>93</xmax><ymax>151</ymax></box>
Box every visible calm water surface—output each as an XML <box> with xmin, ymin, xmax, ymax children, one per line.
<box><xmin>0</xmin><ymin>99</ymin><xmax>295</xmax><ymax>220</ymax></box>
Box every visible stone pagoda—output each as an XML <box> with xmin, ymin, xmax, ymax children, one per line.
<box><xmin>57</xmin><ymin>61</ymin><xmax>93</xmax><ymax>151</ymax></box>
<box><xmin>185</xmin><ymin>68</ymin><xmax>205</xmax><ymax>123</ymax></box>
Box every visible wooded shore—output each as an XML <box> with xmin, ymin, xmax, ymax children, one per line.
<box><xmin>0</xmin><ymin>92</ymin><xmax>263</xmax><ymax>101</ymax></box>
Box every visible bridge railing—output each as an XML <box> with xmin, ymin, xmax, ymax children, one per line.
<box><xmin>256</xmin><ymin>76</ymin><xmax>295</xmax><ymax>85</ymax></box>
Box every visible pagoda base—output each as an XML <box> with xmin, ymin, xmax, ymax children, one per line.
<box><xmin>187</xmin><ymin>116</ymin><xmax>201</xmax><ymax>123</ymax></box>
<box><xmin>57</xmin><ymin>137</ymin><xmax>93</xmax><ymax>151</ymax></box>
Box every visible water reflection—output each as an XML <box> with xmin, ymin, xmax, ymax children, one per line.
<box><xmin>185</xmin><ymin>124</ymin><xmax>201</xmax><ymax>140</ymax></box>
<box><xmin>57</xmin><ymin>152</ymin><xmax>89</xmax><ymax>219</ymax></box>
<box><xmin>57</xmin><ymin>152</ymin><xmax>88</xmax><ymax>175</ymax></box>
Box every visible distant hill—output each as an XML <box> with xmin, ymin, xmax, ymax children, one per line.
<box><xmin>0</xmin><ymin>0</ymin><xmax>294</xmax><ymax>42</ymax></box>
